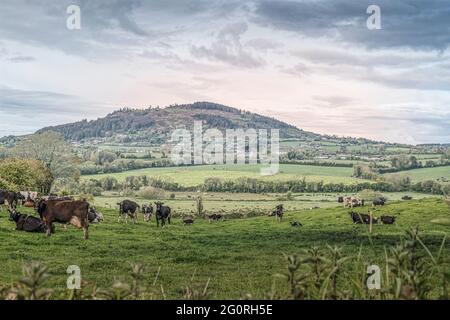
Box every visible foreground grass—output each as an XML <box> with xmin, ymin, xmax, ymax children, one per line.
<box><xmin>0</xmin><ymin>198</ymin><xmax>448</xmax><ymax>299</ymax></box>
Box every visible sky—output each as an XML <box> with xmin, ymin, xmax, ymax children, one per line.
<box><xmin>0</xmin><ymin>0</ymin><xmax>449</xmax><ymax>144</ymax></box>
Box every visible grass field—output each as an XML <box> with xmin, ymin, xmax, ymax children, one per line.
<box><xmin>0</xmin><ymin>197</ymin><xmax>448</xmax><ymax>299</ymax></box>
<box><xmin>385</xmin><ymin>166</ymin><xmax>450</xmax><ymax>182</ymax></box>
<box><xmin>93</xmin><ymin>192</ymin><xmax>440</xmax><ymax>215</ymax></box>
<box><xmin>83</xmin><ymin>164</ymin><xmax>366</xmax><ymax>186</ymax></box>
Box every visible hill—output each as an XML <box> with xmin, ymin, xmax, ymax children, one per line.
<box><xmin>34</xmin><ymin>102</ymin><xmax>381</xmax><ymax>145</ymax></box>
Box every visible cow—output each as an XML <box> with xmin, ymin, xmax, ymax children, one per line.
<box><xmin>154</xmin><ymin>201</ymin><xmax>171</xmax><ymax>227</ymax></box>
<box><xmin>380</xmin><ymin>215</ymin><xmax>396</xmax><ymax>225</ymax></box>
<box><xmin>344</xmin><ymin>197</ymin><xmax>364</xmax><ymax>208</ymax></box>
<box><xmin>88</xmin><ymin>207</ymin><xmax>104</xmax><ymax>224</ymax></box>
<box><xmin>183</xmin><ymin>218</ymin><xmax>194</xmax><ymax>225</ymax></box>
<box><xmin>142</xmin><ymin>204</ymin><xmax>153</xmax><ymax>222</ymax></box>
<box><xmin>269</xmin><ymin>204</ymin><xmax>284</xmax><ymax>222</ymax></box>
<box><xmin>36</xmin><ymin>199</ymin><xmax>89</xmax><ymax>239</ymax></box>
<box><xmin>372</xmin><ymin>197</ymin><xmax>386</xmax><ymax>206</ymax></box>
<box><xmin>117</xmin><ymin>200</ymin><xmax>140</xmax><ymax>224</ymax></box>
<box><xmin>290</xmin><ymin>220</ymin><xmax>302</xmax><ymax>227</ymax></box>
<box><xmin>349</xmin><ymin>211</ymin><xmax>378</xmax><ymax>224</ymax></box>
<box><xmin>8</xmin><ymin>209</ymin><xmax>46</xmax><ymax>233</ymax></box>
<box><xmin>402</xmin><ymin>195</ymin><xmax>412</xmax><ymax>201</ymax></box>
<box><xmin>207</xmin><ymin>213</ymin><xmax>223</xmax><ymax>223</ymax></box>
<box><xmin>0</xmin><ymin>190</ymin><xmax>24</xmax><ymax>209</ymax></box>
<box><xmin>19</xmin><ymin>191</ymin><xmax>38</xmax><ymax>203</ymax></box>
<box><xmin>337</xmin><ymin>196</ymin><xmax>344</xmax><ymax>203</ymax></box>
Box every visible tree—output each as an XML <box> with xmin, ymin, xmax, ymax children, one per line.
<box><xmin>0</xmin><ymin>158</ymin><xmax>53</xmax><ymax>192</ymax></box>
<box><xmin>12</xmin><ymin>131</ymin><xmax>80</xmax><ymax>184</ymax></box>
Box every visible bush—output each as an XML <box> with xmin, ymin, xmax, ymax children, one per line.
<box><xmin>137</xmin><ymin>186</ymin><xmax>166</xmax><ymax>200</ymax></box>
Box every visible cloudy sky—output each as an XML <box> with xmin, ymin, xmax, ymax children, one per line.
<box><xmin>0</xmin><ymin>0</ymin><xmax>449</xmax><ymax>144</ymax></box>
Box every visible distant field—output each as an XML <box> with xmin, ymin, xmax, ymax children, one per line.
<box><xmin>93</xmin><ymin>191</ymin><xmax>439</xmax><ymax>216</ymax></box>
<box><xmin>385</xmin><ymin>166</ymin><xmax>450</xmax><ymax>182</ymax></box>
<box><xmin>83</xmin><ymin>164</ymin><xmax>366</xmax><ymax>186</ymax></box>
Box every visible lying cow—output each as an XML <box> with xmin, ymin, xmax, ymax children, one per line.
<box><xmin>207</xmin><ymin>213</ymin><xmax>223</xmax><ymax>223</ymax></box>
<box><xmin>9</xmin><ymin>209</ymin><xmax>46</xmax><ymax>233</ymax></box>
<box><xmin>380</xmin><ymin>215</ymin><xmax>396</xmax><ymax>224</ymax></box>
<box><xmin>37</xmin><ymin>199</ymin><xmax>89</xmax><ymax>240</ymax></box>
<box><xmin>402</xmin><ymin>195</ymin><xmax>412</xmax><ymax>201</ymax></box>
<box><xmin>142</xmin><ymin>204</ymin><xmax>153</xmax><ymax>222</ymax></box>
<box><xmin>290</xmin><ymin>220</ymin><xmax>302</xmax><ymax>227</ymax></box>
<box><xmin>183</xmin><ymin>218</ymin><xmax>194</xmax><ymax>225</ymax></box>
<box><xmin>155</xmin><ymin>201</ymin><xmax>171</xmax><ymax>227</ymax></box>
<box><xmin>349</xmin><ymin>212</ymin><xmax>378</xmax><ymax>224</ymax></box>
<box><xmin>88</xmin><ymin>207</ymin><xmax>104</xmax><ymax>224</ymax></box>
<box><xmin>117</xmin><ymin>200</ymin><xmax>140</xmax><ymax>223</ymax></box>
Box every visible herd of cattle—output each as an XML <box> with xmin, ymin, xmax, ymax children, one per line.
<box><xmin>338</xmin><ymin>195</ymin><xmax>398</xmax><ymax>225</ymax></box>
<box><xmin>0</xmin><ymin>190</ymin><xmax>226</xmax><ymax>239</ymax></box>
<box><xmin>0</xmin><ymin>189</ymin><xmax>403</xmax><ymax>240</ymax></box>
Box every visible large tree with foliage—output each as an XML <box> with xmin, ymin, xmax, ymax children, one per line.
<box><xmin>12</xmin><ymin>131</ymin><xmax>80</xmax><ymax>187</ymax></box>
<box><xmin>0</xmin><ymin>158</ymin><xmax>53</xmax><ymax>192</ymax></box>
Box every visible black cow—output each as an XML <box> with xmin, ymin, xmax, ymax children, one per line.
<box><xmin>349</xmin><ymin>212</ymin><xmax>377</xmax><ymax>224</ymax></box>
<box><xmin>269</xmin><ymin>204</ymin><xmax>284</xmax><ymax>222</ymax></box>
<box><xmin>337</xmin><ymin>196</ymin><xmax>344</xmax><ymax>203</ymax></box>
<box><xmin>402</xmin><ymin>195</ymin><xmax>412</xmax><ymax>201</ymax></box>
<box><xmin>88</xmin><ymin>207</ymin><xmax>104</xmax><ymax>223</ymax></box>
<box><xmin>290</xmin><ymin>220</ymin><xmax>302</xmax><ymax>227</ymax></box>
<box><xmin>207</xmin><ymin>213</ymin><xmax>223</xmax><ymax>223</ymax></box>
<box><xmin>154</xmin><ymin>201</ymin><xmax>171</xmax><ymax>227</ymax></box>
<box><xmin>117</xmin><ymin>200</ymin><xmax>140</xmax><ymax>223</ymax></box>
<box><xmin>183</xmin><ymin>218</ymin><xmax>194</xmax><ymax>225</ymax></box>
<box><xmin>380</xmin><ymin>215</ymin><xmax>396</xmax><ymax>224</ymax></box>
<box><xmin>142</xmin><ymin>204</ymin><xmax>153</xmax><ymax>222</ymax></box>
<box><xmin>372</xmin><ymin>197</ymin><xmax>386</xmax><ymax>206</ymax></box>
<box><xmin>0</xmin><ymin>190</ymin><xmax>23</xmax><ymax>209</ymax></box>
<box><xmin>9</xmin><ymin>209</ymin><xmax>46</xmax><ymax>233</ymax></box>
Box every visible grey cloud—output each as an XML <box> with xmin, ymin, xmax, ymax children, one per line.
<box><xmin>313</xmin><ymin>95</ymin><xmax>356</xmax><ymax>108</ymax></box>
<box><xmin>254</xmin><ymin>0</ymin><xmax>450</xmax><ymax>51</ymax></box>
<box><xmin>7</xmin><ymin>55</ymin><xmax>36</xmax><ymax>63</ymax></box>
<box><xmin>0</xmin><ymin>86</ymin><xmax>105</xmax><ymax>116</ymax></box>
<box><xmin>191</xmin><ymin>22</ymin><xmax>265</xmax><ymax>68</ymax></box>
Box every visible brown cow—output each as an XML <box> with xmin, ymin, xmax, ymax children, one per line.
<box><xmin>37</xmin><ymin>199</ymin><xmax>89</xmax><ymax>240</ymax></box>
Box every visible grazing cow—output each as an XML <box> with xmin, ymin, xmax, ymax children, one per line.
<box><xmin>0</xmin><ymin>190</ymin><xmax>23</xmax><ymax>209</ymax></box>
<box><xmin>117</xmin><ymin>200</ymin><xmax>140</xmax><ymax>224</ymax></box>
<box><xmin>9</xmin><ymin>209</ymin><xmax>46</xmax><ymax>233</ymax></box>
<box><xmin>269</xmin><ymin>204</ymin><xmax>284</xmax><ymax>222</ymax></box>
<box><xmin>372</xmin><ymin>197</ymin><xmax>386</xmax><ymax>206</ymax></box>
<box><xmin>337</xmin><ymin>196</ymin><xmax>344</xmax><ymax>203</ymax></box>
<box><xmin>207</xmin><ymin>213</ymin><xmax>223</xmax><ymax>223</ymax></box>
<box><xmin>348</xmin><ymin>211</ymin><xmax>377</xmax><ymax>224</ymax></box>
<box><xmin>290</xmin><ymin>220</ymin><xmax>302</xmax><ymax>227</ymax></box>
<box><xmin>142</xmin><ymin>204</ymin><xmax>153</xmax><ymax>222</ymax></box>
<box><xmin>154</xmin><ymin>201</ymin><xmax>171</xmax><ymax>227</ymax></box>
<box><xmin>183</xmin><ymin>218</ymin><xmax>194</xmax><ymax>225</ymax></box>
<box><xmin>380</xmin><ymin>215</ymin><xmax>396</xmax><ymax>225</ymax></box>
<box><xmin>402</xmin><ymin>195</ymin><xmax>412</xmax><ymax>201</ymax></box>
<box><xmin>88</xmin><ymin>207</ymin><xmax>104</xmax><ymax>224</ymax></box>
<box><xmin>37</xmin><ymin>199</ymin><xmax>89</xmax><ymax>239</ymax></box>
